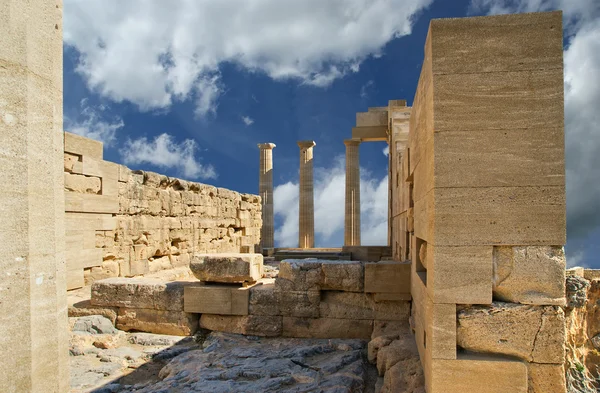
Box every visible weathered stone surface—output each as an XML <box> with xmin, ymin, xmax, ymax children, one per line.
<box><xmin>127</xmin><ymin>333</ymin><xmax>186</xmax><ymax>347</ymax></box>
<box><xmin>276</xmin><ymin>290</ymin><xmax>320</xmax><ymax>318</ymax></box>
<box><xmin>65</xmin><ymin>172</ymin><xmax>101</xmax><ymax>194</ymax></box>
<box><xmin>200</xmin><ymin>314</ymin><xmax>282</xmax><ymax>337</ymax></box>
<box><xmin>457</xmin><ymin>302</ymin><xmax>565</xmax><ymax>363</ymax></box>
<box><xmin>117</xmin><ymin>308</ymin><xmax>198</xmax><ymax>336</ymax></box>
<box><xmin>115</xmin><ymin>332</ymin><xmax>373</xmax><ymax>393</ymax></box>
<box><xmin>71</xmin><ymin>315</ymin><xmax>117</xmax><ymax>335</ymax></box>
<box><xmin>320</xmin><ymin>292</ymin><xmax>374</xmax><ymax>320</ymax></box>
<box><xmin>566</xmin><ymin>276</ymin><xmax>590</xmax><ymax>308</ymax></box>
<box><xmin>282</xmin><ymin>317</ymin><xmax>373</xmax><ymax>339</ymax></box>
<box><xmin>184</xmin><ymin>283</ymin><xmax>250</xmax><ymax>316</ymax></box>
<box><xmin>248</xmin><ymin>281</ymin><xmax>280</xmax><ymax>315</ymax></box>
<box><xmin>493</xmin><ymin>246</ymin><xmax>566</xmax><ymax>306</ymax></box>
<box><xmin>190</xmin><ymin>253</ymin><xmax>263</xmax><ymax>283</ymax></box>
<box><xmin>374</xmin><ymin>300</ymin><xmax>411</xmax><ymax>321</ymax></box>
<box><xmin>68</xmin><ymin>300</ymin><xmax>118</xmax><ymax>325</ymax></box>
<box><xmin>91</xmin><ymin>278</ymin><xmax>193</xmax><ymax>311</ymax></box>
<box><xmin>377</xmin><ymin>335</ymin><xmax>420</xmax><ymax>376</ymax></box>
<box><xmin>321</xmin><ymin>260</ymin><xmax>364</xmax><ymax>292</ymax></box>
<box><xmin>276</xmin><ymin>259</ymin><xmax>322</xmax><ymax>291</ymax></box>
<box><xmin>528</xmin><ymin>363</ymin><xmax>566</xmax><ymax>393</ymax></box>
<box><xmin>380</xmin><ymin>357</ymin><xmax>425</xmax><ymax>393</ymax></box>
<box><xmin>368</xmin><ymin>335</ymin><xmax>398</xmax><ymax>363</ymax></box>
<box><xmin>372</xmin><ymin>320</ymin><xmax>406</xmax><ymax>339</ymax></box>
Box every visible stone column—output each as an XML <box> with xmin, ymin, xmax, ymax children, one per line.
<box><xmin>344</xmin><ymin>139</ymin><xmax>361</xmax><ymax>246</ymax></box>
<box><xmin>298</xmin><ymin>141</ymin><xmax>316</xmax><ymax>248</ymax></box>
<box><xmin>0</xmin><ymin>1</ymin><xmax>69</xmax><ymax>392</ymax></box>
<box><xmin>258</xmin><ymin>143</ymin><xmax>276</xmax><ymax>250</ymax></box>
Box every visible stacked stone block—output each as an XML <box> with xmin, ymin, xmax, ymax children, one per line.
<box><xmin>392</xmin><ymin>11</ymin><xmax>567</xmax><ymax>393</ymax></box>
<box><xmin>184</xmin><ymin>259</ymin><xmax>412</xmax><ymax>339</ymax></box>
<box><xmin>63</xmin><ymin>131</ymin><xmax>262</xmax><ymax>289</ymax></box>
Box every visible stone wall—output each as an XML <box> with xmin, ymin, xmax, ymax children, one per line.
<box><xmin>565</xmin><ymin>269</ymin><xmax>600</xmax><ymax>390</ymax></box>
<box><xmin>389</xmin><ymin>11</ymin><xmax>568</xmax><ymax>393</ymax></box>
<box><xmin>64</xmin><ymin>132</ymin><xmax>262</xmax><ymax>289</ymax></box>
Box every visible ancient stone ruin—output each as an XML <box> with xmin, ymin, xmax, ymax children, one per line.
<box><xmin>2</xmin><ymin>3</ymin><xmax>598</xmax><ymax>393</ymax></box>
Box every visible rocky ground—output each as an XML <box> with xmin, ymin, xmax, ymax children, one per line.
<box><xmin>69</xmin><ymin>315</ymin><xmax>379</xmax><ymax>393</ymax></box>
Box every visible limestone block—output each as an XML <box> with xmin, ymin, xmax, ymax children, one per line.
<box><xmin>373</xmin><ymin>301</ymin><xmax>410</xmax><ymax>321</ymax></box>
<box><xmin>282</xmin><ymin>317</ymin><xmax>372</xmax><ymax>339</ymax></box>
<box><xmin>67</xmin><ymin>248</ymin><xmax>104</xmax><ymax>269</ymax></box>
<box><xmin>84</xmin><ymin>260</ymin><xmax>120</xmax><ymax>285</ymax></box>
<box><xmin>91</xmin><ymin>278</ymin><xmax>193</xmax><ymax>311</ymax></box>
<box><xmin>433</xmin><ymin>186</ymin><xmax>566</xmax><ymax>246</ymax></box>
<box><xmin>64</xmin><ymin>152</ymin><xmax>80</xmax><ymax>172</ymax></box>
<box><xmin>457</xmin><ymin>302</ymin><xmax>565</xmax><ymax>363</ymax></box>
<box><xmin>380</xmin><ymin>357</ymin><xmax>425</xmax><ymax>393</ymax></box>
<box><xmin>276</xmin><ymin>260</ymin><xmax>322</xmax><ymax>291</ymax></box>
<box><xmin>528</xmin><ymin>363</ymin><xmax>566</xmax><ymax>393</ymax></box>
<box><xmin>373</xmin><ymin>292</ymin><xmax>412</xmax><ymax>302</ymax></box>
<box><xmin>64</xmin><ymin>173</ymin><xmax>101</xmax><ymax>194</ymax></box>
<box><xmin>493</xmin><ymin>246</ymin><xmax>566</xmax><ymax>306</ymax></box>
<box><xmin>434</xmin><ymin>128</ymin><xmax>564</xmax><ymax>188</ymax></box>
<box><xmin>356</xmin><ymin>111</ymin><xmax>388</xmax><ymax>127</ymax></box>
<box><xmin>411</xmin><ymin>266</ymin><xmax>456</xmax><ymax>360</ymax></box>
<box><xmin>321</xmin><ymin>261</ymin><xmax>364</xmax><ymax>292</ymax></box>
<box><xmin>428</xmin><ymin>354</ymin><xmax>528</xmax><ymax>393</ymax></box>
<box><xmin>117</xmin><ymin>308</ymin><xmax>198</xmax><ymax>336</ymax></box>
<box><xmin>364</xmin><ymin>261</ymin><xmax>411</xmax><ymax>294</ymax></box>
<box><xmin>584</xmin><ymin>269</ymin><xmax>600</xmax><ymax>280</ymax></box>
<box><xmin>67</xmin><ymin>268</ymin><xmax>85</xmax><ymax>290</ymax></box>
<box><xmin>190</xmin><ymin>253</ymin><xmax>263</xmax><ymax>283</ymax></box>
<box><xmin>320</xmin><ymin>292</ymin><xmax>374</xmax><ymax>320</ymax></box>
<box><xmin>65</xmin><ymin>131</ymin><xmax>103</xmax><ymax>160</ymax></box>
<box><xmin>68</xmin><ymin>300</ymin><xmax>118</xmax><ymax>325</ymax></box>
<box><xmin>249</xmin><ymin>282</ymin><xmax>280</xmax><ymax>316</ymax></box>
<box><xmin>368</xmin><ymin>335</ymin><xmax>398</xmax><ymax>363</ymax></box>
<box><xmin>184</xmin><ymin>284</ymin><xmax>250</xmax><ymax>316</ymax></box>
<box><xmin>65</xmin><ymin>192</ymin><xmax>119</xmax><ymax>214</ymax></box>
<box><xmin>430</xmin><ymin>11</ymin><xmax>563</xmax><ymax>75</ymax></box>
<box><xmin>377</xmin><ymin>336</ymin><xmax>419</xmax><ymax>376</ymax></box>
<box><xmin>427</xmin><ymin>245</ymin><xmax>493</xmax><ymax>305</ymax></box>
<box><xmin>200</xmin><ymin>314</ymin><xmax>282</xmax><ymax>337</ymax></box>
<box><xmin>373</xmin><ymin>321</ymin><xmax>408</xmax><ymax>343</ymax></box>
<box><xmin>129</xmin><ymin>259</ymin><xmax>149</xmax><ymax>276</ymax></box>
<box><xmin>433</xmin><ymin>69</ymin><xmax>563</xmax><ymax>132</ymax></box>
<box><xmin>276</xmin><ymin>290</ymin><xmax>320</xmax><ymax>318</ymax></box>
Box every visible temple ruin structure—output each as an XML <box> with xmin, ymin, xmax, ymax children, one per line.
<box><xmin>2</xmin><ymin>4</ymin><xmax>592</xmax><ymax>392</ymax></box>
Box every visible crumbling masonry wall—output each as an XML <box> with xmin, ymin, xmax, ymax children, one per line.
<box><xmin>63</xmin><ymin>132</ymin><xmax>262</xmax><ymax>289</ymax></box>
<box><xmin>390</xmin><ymin>11</ymin><xmax>567</xmax><ymax>393</ymax></box>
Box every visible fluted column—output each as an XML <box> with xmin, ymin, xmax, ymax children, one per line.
<box><xmin>258</xmin><ymin>143</ymin><xmax>276</xmax><ymax>249</ymax></box>
<box><xmin>298</xmin><ymin>141</ymin><xmax>316</xmax><ymax>248</ymax></box>
<box><xmin>344</xmin><ymin>139</ymin><xmax>361</xmax><ymax>246</ymax></box>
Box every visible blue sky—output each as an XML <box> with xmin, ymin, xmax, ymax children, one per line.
<box><xmin>63</xmin><ymin>0</ymin><xmax>600</xmax><ymax>268</ymax></box>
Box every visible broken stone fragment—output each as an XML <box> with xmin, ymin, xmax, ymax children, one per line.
<box><xmin>190</xmin><ymin>253</ymin><xmax>263</xmax><ymax>283</ymax></box>
<box><xmin>493</xmin><ymin>246</ymin><xmax>566</xmax><ymax>306</ymax></box>
<box><xmin>457</xmin><ymin>302</ymin><xmax>565</xmax><ymax>363</ymax></box>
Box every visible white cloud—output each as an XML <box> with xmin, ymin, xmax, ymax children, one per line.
<box><xmin>383</xmin><ymin>145</ymin><xmax>390</xmax><ymax>157</ymax></box>
<box><xmin>120</xmin><ymin>133</ymin><xmax>217</xmax><ymax>180</ymax></box>
<box><xmin>64</xmin><ymin>0</ymin><xmax>433</xmax><ymax>116</ymax></box>
<box><xmin>360</xmin><ymin>80</ymin><xmax>374</xmax><ymax>98</ymax></box>
<box><xmin>469</xmin><ymin>0</ymin><xmax>600</xmax><ymax>258</ymax></box>
<box><xmin>274</xmin><ymin>156</ymin><xmax>388</xmax><ymax>247</ymax></box>
<box><xmin>65</xmin><ymin>99</ymin><xmax>123</xmax><ymax>146</ymax></box>
<box><xmin>242</xmin><ymin>116</ymin><xmax>254</xmax><ymax>126</ymax></box>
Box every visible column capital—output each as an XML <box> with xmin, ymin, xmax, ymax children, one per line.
<box><xmin>258</xmin><ymin>143</ymin><xmax>276</xmax><ymax>150</ymax></box>
<box><xmin>297</xmin><ymin>140</ymin><xmax>316</xmax><ymax>149</ymax></box>
<box><xmin>344</xmin><ymin>138</ymin><xmax>361</xmax><ymax>146</ymax></box>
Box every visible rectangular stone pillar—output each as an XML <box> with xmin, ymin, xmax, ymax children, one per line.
<box><xmin>258</xmin><ymin>143</ymin><xmax>276</xmax><ymax>249</ymax></box>
<box><xmin>344</xmin><ymin>139</ymin><xmax>361</xmax><ymax>246</ymax></box>
<box><xmin>0</xmin><ymin>0</ymin><xmax>69</xmax><ymax>391</ymax></box>
<box><xmin>298</xmin><ymin>141</ymin><xmax>316</xmax><ymax>248</ymax></box>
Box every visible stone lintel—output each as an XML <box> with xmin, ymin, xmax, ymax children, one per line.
<box><xmin>352</xmin><ymin>126</ymin><xmax>387</xmax><ymax>142</ymax></box>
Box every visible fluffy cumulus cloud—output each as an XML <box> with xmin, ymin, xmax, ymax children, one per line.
<box><xmin>274</xmin><ymin>156</ymin><xmax>388</xmax><ymax>247</ymax></box>
<box><xmin>63</xmin><ymin>0</ymin><xmax>433</xmax><ymax>116</ymax></box>
<box><xmin>120</xmin><ymin>133</ymin><xmax>217</xmax><ymax>180</ymax></box>
<box><xmin>470</xmin><ymin>0</ymin><xmax>600</xmax><ymax>263</ymax></box>
<box><xmin>64</xmin><ymin>99</ymin><xmax>124</xmax><ymax>146</ymax></box>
